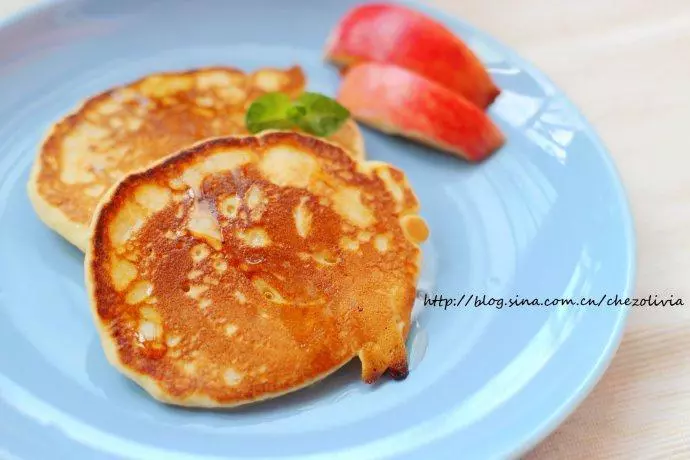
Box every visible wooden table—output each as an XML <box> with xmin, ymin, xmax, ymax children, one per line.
<box><xmin>2</xmin><ymin>0</ymin><xmax>688</xmax><ymax>458</ymax></box>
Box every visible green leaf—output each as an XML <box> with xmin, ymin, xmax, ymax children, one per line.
<box><xmin>290</xmin><ymin>92</ymin><xmax>350</xmax><ymax>137</ymax></box>
<box><xmin>245</xmin><ymin>92</ymin><xmax>297</xmax><ymax>134</ymax></box>
<box><xmin>244</xmin><ymin>91</ymin><xmax>350</xmax><ymax>137</ymax></box>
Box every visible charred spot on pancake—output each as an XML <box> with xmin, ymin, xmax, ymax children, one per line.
<box><xmin>387</xmin><ymin>362</ymin><xmax>410</xmax><ymax>381</ymax></box>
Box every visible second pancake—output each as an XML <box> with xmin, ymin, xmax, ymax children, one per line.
<box><xmin>28</xmin><ymin>66</ymin><xmax>366</xmax><ymax>251</ymax></box>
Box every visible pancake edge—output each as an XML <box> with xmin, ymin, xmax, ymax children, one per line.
<box><xmin>27</xmin><ymin>113</ymin><xmax>91</xmax><ymax>252</ymax></box>
<box><xmin>344</xmin><ymin>118</ymin><xmax>367</xmax><ymax>162</ymax></box>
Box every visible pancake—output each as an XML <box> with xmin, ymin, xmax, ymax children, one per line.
<box><xmin>85</xmin><ymin>131</ymin><xmax>428</xmax><ymax>407</ymax></box>
<box><xmin>28</xmin><ymin>66</ymin><xmax>366</xmax><ymax>252</ymax></box>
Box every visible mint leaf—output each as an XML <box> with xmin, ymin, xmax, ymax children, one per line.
<box><xmin>290</xmin><ymin>92</ymin><xmax>350</xmax><ymax>137</ymax></box>
<box><xmin>245</xmin><ymin>92</ymin><xmax>296</xmax><ymax>134</ymax></box>
<box><xmin>245</xmin><ymin>91</ymin><xmax>350</xmax><ymax>137</ymax></box>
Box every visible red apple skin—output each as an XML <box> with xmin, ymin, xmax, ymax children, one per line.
<box><xmin>326</xmin><ymin>3</ymin><xmax>500</xmax><ymax>108</ymax></box>
<box><xmin>337</xmin><ymin>63</ymin><xmax>505</xmax><ymax>162</ymax></box>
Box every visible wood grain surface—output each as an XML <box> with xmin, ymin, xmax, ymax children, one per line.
<box><xmin>1</xmin><ymin>0</ymin><xmax>688</xmax><ymax>458</ymax></box>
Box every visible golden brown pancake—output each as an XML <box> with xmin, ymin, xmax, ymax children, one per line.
<box><xmin>85</xmin><ymin>131</ymin><xmax>428</xmax><ymax>407</ymax></box>
<box><xmin>28</xmin><ymin>66</ymin><xmax>366</xmax><ymax>251</ymax></box>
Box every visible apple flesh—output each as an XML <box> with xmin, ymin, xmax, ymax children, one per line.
<box><xmin>337</xmin><ymin>63</ymin><xmax>505</xmax><ymax>162</ymax></box>
<box><xmin>326</xmin><ymin>3</ymin><xmax>500</xmax><ymax>108</ymax></box>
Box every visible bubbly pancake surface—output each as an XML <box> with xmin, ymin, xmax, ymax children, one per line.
<box><xmin>86</xmin><ymin>132</ymin><xmax>428</xmax><ymax>407</ymax></box>
<box><xmin>28</xmin><ymin>66</ymin><xmax>365</xmax><ymax>251</ymax></box>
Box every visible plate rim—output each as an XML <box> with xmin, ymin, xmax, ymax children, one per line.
<box><xmin>0</xmin><ymin>0</ymin><xmax>636</xmax><ymax>458</ymax></box>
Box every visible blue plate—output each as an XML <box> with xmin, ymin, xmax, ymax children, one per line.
<box><xmin>0</xmin><ymin>0</ymin><xmax>634</xmax><ymax>459</ymax></box>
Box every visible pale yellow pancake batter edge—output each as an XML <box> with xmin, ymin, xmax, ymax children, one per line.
<box><xmin>27</xmin><ymin>105</ymin><xmax>91</xmax><ymax>252</ymax></box>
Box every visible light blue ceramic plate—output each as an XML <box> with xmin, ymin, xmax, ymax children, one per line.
<box><xmin>0</xmin><ymin>0</ymin><xmax>635</xmax><ymax>459</ymax></box>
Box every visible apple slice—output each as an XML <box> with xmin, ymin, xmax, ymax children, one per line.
<box><xmin>325</xmin><ymin>3</ymin><xmax>500</xmax><ymax>108</ymax></box>
<box><xmin>337</xmin><ymin>63</ymin><xmax>505</xmax><ymax>162</ymax></box>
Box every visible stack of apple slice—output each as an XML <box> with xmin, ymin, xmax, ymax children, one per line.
<box><xmin>325</xmin><ymin>3</ymin><xmax>505</xmax><ymax>162</ymax></box>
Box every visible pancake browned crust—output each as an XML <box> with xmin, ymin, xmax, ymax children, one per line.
<box><xmin>28</xmin><ymin>66</ymin><xmax>366</xmax><ymax>251</ymax></box>
<box><xmin>85</xmin><ymin>131</ymin><xmax>428</xmax><ymax>407</ymax></box>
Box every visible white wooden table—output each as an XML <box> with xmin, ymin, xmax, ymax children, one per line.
<box><xmin>2</xmin><ymin>0</ymin><xmax>688</xmax><ymax>458</ymax></box>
